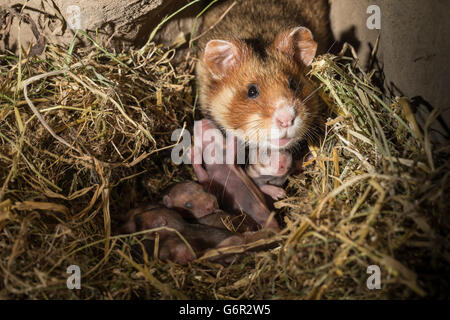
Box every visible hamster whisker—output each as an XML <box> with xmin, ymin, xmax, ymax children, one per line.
<box><xmin>302</xmin><ymin>85</ymin><xmax>322</xmax><ymax>104</ymax></box>
<box><xmin>293</xmin><ymin>82</ymin><xmax>303</xmax><ymax>96</ymax></box>
<box><xmin>221</xmin><ymin>167</ymin><xmax>233</xmax><ymax>202</ymax></box>
<box><xmin>245</xmin><ymin>118</ymin><xmax>264</xmax><ymax>127</ymax></box>
<box><xmin>326</xmin><ymin>40</ymin><xmax>338</xmax><ymax>54</ymax></box>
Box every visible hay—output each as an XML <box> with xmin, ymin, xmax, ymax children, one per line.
<box><xmin>0</xmin><ymin>30</ymin><xmax>448</xmax><ymax>299</ymax></box>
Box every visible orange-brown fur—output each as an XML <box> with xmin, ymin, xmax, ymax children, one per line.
<box><xmin>198</xmin><ymin>0</ymin><xmax>331</xmax><ymax>52</ymax></box>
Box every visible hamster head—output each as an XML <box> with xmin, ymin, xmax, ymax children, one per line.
<box><xmin>197</xmin><ymin>27</ymin><xmax>320</xmax><ymax>150</ymax></box>
<box><xmin>163</xmin><ymin>181</ymin><xmax>218</xmax><ymax>218</ymax></box>
<box><xmin>253</xmin><ymin>149</ymin><xmax>293</xmax><ymax>177</ymax></box>
<box><xmin>133</xmin><ymin>208</ymin><xmax>185</xmax><ymax>239</ymax></box>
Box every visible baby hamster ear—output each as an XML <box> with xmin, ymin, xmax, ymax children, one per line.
<box><xmin>204</xmin><ymin>40</ymin><xmax>243</xmax><ymax>79</ymax></box>
<box><xmin>162</xmin><ymin>195</ymin><xmax>173</xmax><ymax>208</ymax></box>
<box><xmin>273</xmin><ymin>27</ymin><xmax>318</xmax><ymax>66</ymax></box>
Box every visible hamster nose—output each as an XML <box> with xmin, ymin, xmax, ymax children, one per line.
<box><xmin>275</xmin><ymin>112</ymin><xmax>294</xmax><ymax>128</ymax></box>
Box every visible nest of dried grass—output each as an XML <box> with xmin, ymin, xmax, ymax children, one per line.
<box><xmin>0</xmin><ymin>31</ymin><xmax>448</xmax><ymax>299</ymax></box>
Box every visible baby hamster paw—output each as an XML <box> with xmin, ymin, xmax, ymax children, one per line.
<box><xmin>260</xmin><ymin>184</ymin><xmax>287</xmax><ymax>200</ymax></box>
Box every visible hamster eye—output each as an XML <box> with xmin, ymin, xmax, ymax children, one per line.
<box><xmin>184</xmin><ymin>202</ymin><xmax>193</xmax><ymax>209</ymax></box>
<box><xmin>247</xmin><ymin>84</ymin><xmax>259</xmax><ymax>99</ymax></box>
<box><xmin>289</xmin><ymin>78</ymin><xmax>298</xmax><ymax>91</ymax></box>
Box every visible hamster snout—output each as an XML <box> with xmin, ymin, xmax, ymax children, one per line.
<box><xmin>273</xmin><ymin>104</ymin><xmax>295</xmax><ymax>129</ymax></box>
<box><xmin>268</xmin><ymin>100</ymin><xmax>304</xmax><ymax>149</ymax></box>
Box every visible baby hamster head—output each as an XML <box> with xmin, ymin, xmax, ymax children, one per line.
<box><xmin>163</xmin><ymin>181</ymin><xmax>218</xmax><ymax>218</ymax></box>
<box><xmin>197</xmin><ymin>27</ymin><xmax>322</xmax><ymax>150</ymax></box>
<box><xmin>254</xmin><ymin>149</ymin><xmax>293</xmax><ymax>177</ymax></box>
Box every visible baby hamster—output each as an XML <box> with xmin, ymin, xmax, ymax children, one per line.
<box><xmin>162</xmin><ymin>181</ymin><xmax>258</xmax><ymax>232</ymax></box>
<box><xmin>192</xmin><ymin>119</ymin><xmax>280</xmax><ymax>231</ymax></box>
<box><xmin>246</xmin><ymin>148</ymin><xmax>293</xmax><ymax>200</ymax></box>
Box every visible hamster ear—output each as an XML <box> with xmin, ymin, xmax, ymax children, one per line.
<box><xmin>204</xmin><ymin>40</ymin><xmax>243</xmax><ymax>79</ymax></box>
<box><xmin>152</xmin><ymin>215</ymin><xmax>168</xmax><ymax>228</ymax></box>
<box><xmin>273</xmin><ymin>27</ymin><xmax>318</xmax><ymax>66</ymax></box>
<box><xmin>162</xmin><ymin>195</ymin><xmax>173</xmax><ymax>208</ymax></box>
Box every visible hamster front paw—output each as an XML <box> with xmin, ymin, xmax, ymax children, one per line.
<box><xmin>259</xmin><ymin>184</ymin><xmax>287</xmax><ymax>200</ymax></box>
